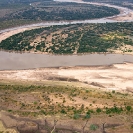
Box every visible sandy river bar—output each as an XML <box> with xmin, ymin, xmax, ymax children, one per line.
<box><xmin>0</xmin><ymin>62</ymin><xmax>133</xmax><ymax>91</ymax></box>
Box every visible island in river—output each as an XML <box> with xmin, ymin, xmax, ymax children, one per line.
<box><xmin>0</xmin><ymin>23</ymin><xmax>133</xmax><ymax>54</ymax></box>
<box><xmin>0</xmin><ymin>0</ymin><xmax>133</xmax><ymax>133</ymax></box>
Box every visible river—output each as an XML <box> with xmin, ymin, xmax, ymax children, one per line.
<box><xmin>0</xmin><ymin>0</ymin><xmax>133</xmax><ymax>70</ymax></box>
<box><xmin>0</xmin><ymin>0</ymin><xmax>133</xmax><ymax>34</ymax></box>
<box><xmin>0</xmin><ymin>51</ymin><xmax>133</xmax><ymax>70</ymax></box>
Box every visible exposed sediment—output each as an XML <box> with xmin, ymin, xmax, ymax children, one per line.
<box><xmin>0</xmin><ymin>62</ymin><xmax>133</xmax><ymax>91</ymax></box>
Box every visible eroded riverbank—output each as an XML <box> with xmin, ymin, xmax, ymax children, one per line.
<box><xmin>0</xmin><ymin>62</ymin><xmax>133</xmax><ymax>91</ymax></box>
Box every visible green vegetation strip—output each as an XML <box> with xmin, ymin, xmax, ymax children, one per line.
<box><xmin>0</xmin><ymin>83</ymin><xmax>133</xmax><ymax>118</ymax></box>
<box><xmin>7</xmin><ymin>2</ymin><xmax>119</xmax><ymax>21</ymax></box>
<box><xmin>1</xmin><ymin>22</ymin><xmax>133</xmax><ymax>54</ymax></box>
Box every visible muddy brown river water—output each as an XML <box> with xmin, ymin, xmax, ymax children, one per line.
<box><xmin>0</xmin><ymin>0</ymin><xmax>133</xmax><ymax>70</ymax></box>
<box><xmin>0</xmin><ymin>51</ymin><xmax>133</xmax><ymax>70</ymax></box>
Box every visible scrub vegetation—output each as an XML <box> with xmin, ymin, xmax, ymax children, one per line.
<box><xmin>0</xmin><ymin>0</ymin><xmax>120</xmax><ymax>30</ymax></box>
<box><xmin>0</xmin><ymin>83</ymin><xmax>133</xmax><ymax>117</ymax></box>
<box><xmin>0</xmin><ymin>81</ymin><xmax>133</xmax><ymax>132</ymax></box>
<box><xmin>1</xmin><ymin>22</ymin><xmax>133</xmax><ymax>54</ymax></box>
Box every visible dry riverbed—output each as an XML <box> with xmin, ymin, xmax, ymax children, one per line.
<box><xmin>0</xmin><ymin>62</ymin><xmax>133</xmax><ymax>92</ymax></box>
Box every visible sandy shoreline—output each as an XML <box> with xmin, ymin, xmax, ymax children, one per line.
<box><xmin>111</xmin><ymin>11</ymin><xmax>133</xmax><ymax>21</ymax></box>
<box><xmin>0</xmin><ymin>27</ymin><xmax>38</xmax><ymax>43</ymax></box>
<box><xmin>0</xmin><ymin>62</ymin><xmax>133</xmax><ymax>92</ymax></box>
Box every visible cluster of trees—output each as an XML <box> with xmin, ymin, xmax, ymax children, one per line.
<box><xmin>78</xmin><ymin>22</ymin><xmax>133</xmax><ymax>53</ymax></box>
<box><xmin>0</xmin><ymin>27</ymin><xmax>44</xmax><ymax>51</ymax></box>
<box><xmin>7</xmin><ymin>2</ymin><xmax>120</xmax><ymax>21</ymax></box>
<box><xmin>0</xmin><ymin>0</ymin><xmax>120</xmax><ymax>30</ymax></box>
<box><xmin>1</xmin><ymin>22</ymin><xmax>133</xmax><ymax>54</ymax></box>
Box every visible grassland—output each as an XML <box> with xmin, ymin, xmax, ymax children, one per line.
<box><xmin>0</xmin><ymin>81</ymin><xmax>133</xmax><ymax>117</ymax></box>
<box><xmin>0</xmin><ymin>78</ymin><xmax>133</xmax><ymax>133</ymax></box>
<box><xmin>1</xmin><ymin>23</ymin><xmax>133</xmax><ymax>54</ymax></box>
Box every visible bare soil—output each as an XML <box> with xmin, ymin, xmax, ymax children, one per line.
<box><xmin>0</xmin><ymin>63</ymin><xmax>133</xmax><ymax>133</ymax></box>
<box><xmin>112</xmin><ymin>12</ymin><xmax>133</xmax><ymax>21</ymax></box>
<box><xmin>0</xmin><ymin>111</ymin><xmax>133</xmax><ymax>133</ymax></box>
<box><xmin>0</xmin><ymin>63</ymin><xmax>133</xmax><ymax>91</ymax></box>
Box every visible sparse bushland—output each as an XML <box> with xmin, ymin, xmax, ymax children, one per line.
<box><xmin>7</xmin><ymin>2</ymin><xmax>119</xmax><ymax>21</ymax></box>
<box><xmin>0</xmin><ymin>0</ymin><xmax>120</xmax><ymax>30</ymax></box>
<box><xmin>1</xmin><ymin>22</ymin><xmax>133</xmax><ymax>54</ymax></box>
<box><xmin>0</xmin><ymin>81</ymin><xmax>133</xmax><ymax>132</ymax></box>
<box><xmin>0</xmin><ymin>83</ymin><xmax>133</xmax><ymax>118</ymax></box>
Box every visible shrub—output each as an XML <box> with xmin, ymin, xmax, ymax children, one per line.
<box><xmin>73</xmin><ymin>113</ymin><xmax>80</xmax><ymax>119</ymax></box>
<box><xmin>112</xmin><ymin>90</ymin><xmax>115</xmax><ymax>93</ymax></box>
<box><xmin>61</xmin><ymin>109</ymin><xmax>67</xmax><ymax>114</ymax></box>
<box><xmin>40</xmin><ymin>110</ymin><xmax>46</xmax><ymax>115</ymax></box>
<box><xmin>105</xmin><ymin>106</ymin><xmax>123</xmax><ymax>114</ymax></box>
<box><xmin>126</xmin><ymin>106</ymin><xmax>132</xmax><ymax>111</ymax></box>
<box><xmin>84</xmin><ymin>113</ymin><xmax>91</xmax><ymax>119</ymax></box>
<box><xmin>96</xmin><ymin>108</ymin><xmax>102</xmax><ymax>113</ymax></box>
<box><xmin>87</xmin><ymin>109</ymin><xmax>94</xmax><ymax>114</ymax></box>
<box><xmin>90</xmin><ymin>124</ymin><xmax>98</xmax><ymax>131</ymax></box>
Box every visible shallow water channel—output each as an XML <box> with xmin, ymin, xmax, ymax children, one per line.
<box><xmin>0</xmin><ymin>51</ymin><xmax>133</xmax><ymax>70</ymax></box>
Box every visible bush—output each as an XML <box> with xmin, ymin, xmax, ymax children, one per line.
<box><xmin>61</xmin><ymin>109</ymin><xmax>67</xmax><ymax>114</ymax></box>
<box><xmin>90</xmin><ymin>124</ymin><xmax>98</xmax><ymax>131</ymax></box>
<box><xmin>126</xmin><ymin>106</ymin><xmax>132</xmax><ymax>111</ymax></box>
<box><xmin>96</xmin><ymin>108</ymin><xmax>102</xmax><ymax>113</ymax></box>
<box><xmin>87</xmin><ymin>109</ymin><xmax>94</xmax><ymax>114</ymax></box>
<box><xmin>105</xmin><ymin>106</ymin><xmax>123</xmax><ymax>114</ymax></box>
<box><xmin>40</xmin><ymin>110</ymin><xmax>46</xmax><ymax>115</ymax></box>
<box><xmin>73</xmin><ymin>113</ymin><xmax>80</xmax><ymax>119</ymax></box>
<box><xmin>112</xmin><ymin>90</ymin><xmax>115</xmax><ymax>93</ymax></box>
<box><xmin>84</xmin><ymin>113</ymin><xmax>91</xmax><ymax>119</ymax></box>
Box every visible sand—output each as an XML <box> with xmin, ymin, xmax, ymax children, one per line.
<box><xmin>0</xmin><ymin>27</ymin><xmax>33</xmax><ymax>43</ymax></box>
<box><xmin>0</xmin><ymin>63</ymin><xmax>133</xmax><ymax>91</ymax></box>
<box><xmin>112</xmin><ymin>12</ymin><xmax>133</xmax><ymax>21</ymax></box>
